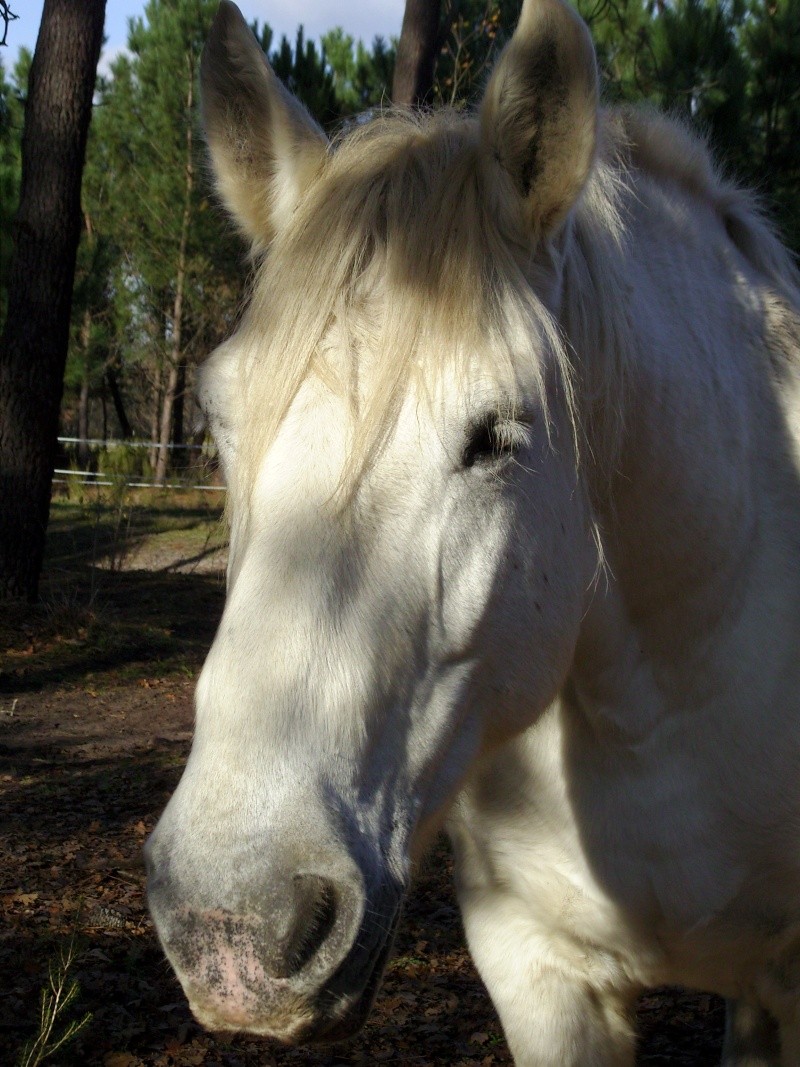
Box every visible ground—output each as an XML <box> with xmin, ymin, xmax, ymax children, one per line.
<box><xmin>1</xmin><ymin>496</ymin><xmax>725</xmax><ymax>1065</ymax></box>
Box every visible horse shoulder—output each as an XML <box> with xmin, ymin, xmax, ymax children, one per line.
<box><xmin>449</xmin><ymin>704</ymin><xmax>661</xmax><ymax>982</ymax></box>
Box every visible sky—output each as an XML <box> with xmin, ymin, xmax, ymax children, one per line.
<box><xmin>6</xmin><ymin>0</ymin><xmax>407</xmax><ymax>72</ymax></box>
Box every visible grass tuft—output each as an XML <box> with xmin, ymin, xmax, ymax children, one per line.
<box><xmin>16</xmin><ymin>937</ymin><xmax>92</xmax><ymax>1067</ymax></box>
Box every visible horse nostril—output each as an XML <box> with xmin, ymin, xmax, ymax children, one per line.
<box><xmin>277</xmin><ymin>875</ymin><xmax>339</xmax><ymax>978</ymax></box>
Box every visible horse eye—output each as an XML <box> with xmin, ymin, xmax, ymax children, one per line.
<box><xmin>463</xmin><ymin>413</ymin><xmax>513</xmax><ymax>468</ymax></box>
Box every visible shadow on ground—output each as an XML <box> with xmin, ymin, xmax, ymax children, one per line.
<box><xmin>0</xmin><ymin>570</ymin><xmax>224</xmax><ymax>694</ymax></box>
<box><xmin>44</xmin><ymin>498</ymin><xmax>227</xmax><ymax>581</ymax></box>
<box><xmin>1</xmin><ymin>502</ymin><xmax>227</xmax><ymax>695</ymax></box>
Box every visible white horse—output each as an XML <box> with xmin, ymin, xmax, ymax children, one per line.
<box><xmin>145</xmin><ymin>0</ymin><xmax>800</xmax><ymax>1062</ymax></box>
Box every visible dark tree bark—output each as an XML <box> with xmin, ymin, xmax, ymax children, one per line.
<box><xmin>0</xmin><ymin>0</ymin><xmax>106</xmax><ymax>601</ymax></box>
<box><xmin>171</xmin><ymin>357</ymin><xmax>187</xmax><ymax>470</ymax></box>
<box><xmin>106</xmin><ymin>366</ymin><xmax>132</xmax><ymax>439</ymax></box>
<box><xmin>392</xmin><ymin>0</ymin><xmax>444</xmax><ymax>107</ymax></box>
<box><xmin>77</xmin><ymin>308</ymin><xmax>92</xmax><ymax>467</ymax></box>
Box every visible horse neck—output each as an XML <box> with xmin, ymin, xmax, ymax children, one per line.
<box><xmin>565</xmin><ymin>171</ymin><xmax>772</xmax><ymax>660</ymax></box>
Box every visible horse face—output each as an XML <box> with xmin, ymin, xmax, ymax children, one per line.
<box><xmin>146</xmin><ymin>0</ymin><xmax>599</xmax><ymax>1043</ymax></box>
<box><xmin>147</xmin><ymin>351</ymin><xmax>593</xmax><ymax>1040</ymax></box>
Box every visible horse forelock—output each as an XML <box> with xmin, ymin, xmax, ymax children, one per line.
<box><xmin>218</xmin><ymin>108</ymin><xmax>570</xmax><ymax>506</ymax></box>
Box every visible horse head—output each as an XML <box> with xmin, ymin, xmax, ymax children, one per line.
<box><xmin>146</xmin><ymin>0</ymin><xmax>600</xmax><ymax>1042</ymax></box>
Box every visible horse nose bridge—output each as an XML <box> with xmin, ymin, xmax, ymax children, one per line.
<box><xmin>194</xmin><ymin>599</ymin><xmax>343</xmax><ymax>736</ymax></box>
<box><xmin>192</xmin><ymin>632</ymin><xmax>383</xmax><ymax>779</ymax></box>
<box><xmin>146</xmin><ymin>781</ymin><xmax>364</xmax><ymax>905</ymax></box>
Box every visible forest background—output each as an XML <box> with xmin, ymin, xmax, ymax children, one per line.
<box><xmin>0</xmin><ymin>0</ymin><xmax>798</xmax><ymax>481</ymax></box>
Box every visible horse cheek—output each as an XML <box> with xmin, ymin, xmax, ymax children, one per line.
<box><xmin>487</xmin><ymin>485</ymin><xmax>592</xmax><ymax>741</ymax></box>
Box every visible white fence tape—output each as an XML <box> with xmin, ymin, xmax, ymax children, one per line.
<box><xmin>57</xmin><ymin>436</ymin><xmax>207</xmax><ymax>451</ymax></box>
<box><xmin>54</xmin><ymin>438</ymin><xmax>226</xmax><ymax>493</ymax></box>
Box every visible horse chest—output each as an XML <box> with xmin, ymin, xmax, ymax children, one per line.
<box><xmin>454</xmin><ymin>652</ymin><xmax>800</xmax><ymax>997</ymax></box>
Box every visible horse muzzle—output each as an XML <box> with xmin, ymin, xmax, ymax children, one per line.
<box><xmin>145</xmin><ymin>838</ymin><xmax>404</xmax><ymax>1042</ymax></box>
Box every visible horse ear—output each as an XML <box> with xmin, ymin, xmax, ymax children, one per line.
<box><xmin>200</xmin><ymin>0</ymin><xmax>328</xmax><ymax>247</ymax></box>
<box><xmin>480</xmin><ymin>0</ymin><xmax>598</xmax><ymax>238</ymax></box>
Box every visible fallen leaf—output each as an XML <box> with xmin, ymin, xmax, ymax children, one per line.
<box><xmin>103</xmin><ymin>1054</ymin><xmax>142</xmax><ymax>1067</ymax></box>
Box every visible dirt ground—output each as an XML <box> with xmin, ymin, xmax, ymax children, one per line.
<box><xmin>0</xmin><ymin>498</ymin><xmax>725</xmax><ymax>1065</ymax></box>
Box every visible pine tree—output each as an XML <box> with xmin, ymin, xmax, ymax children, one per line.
<box><xmin>271</xmin><ymin>26</ymin><xmax>341</xmax><ymax>128</ymax></box>
<box><xmin>322</xmin><ymin>28</ymin><xmax>395</xmax><ymax>115</ymax></box>
<box><xmin>574</xmin><ymin>0</ymin><xmax>652</xmax><ymax>102</ymax></box>
<box><xmin>0</xmin><ymin>0</ymin><xmax>106</xmax><ymax>601</ymax></box>
<box><xmin>641</xmin><ymin>0</ymin><xmax>749</xmax><ymax>168</ymax></box>
<box><xmin>91</xmin><ymin>0</ymin><xmax>243</xmax><ymax>481</ymax></box>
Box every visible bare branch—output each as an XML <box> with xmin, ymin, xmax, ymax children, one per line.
<box><xmin>0</xmin><ymin>1</ymin><xmax>19</xmax><ymax>47</ymax></box>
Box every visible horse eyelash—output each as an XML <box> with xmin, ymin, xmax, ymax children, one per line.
<box><xmin>462</xmin><ymin>413</ymin><xmax>523</xmax><ymax>468</ymax></box>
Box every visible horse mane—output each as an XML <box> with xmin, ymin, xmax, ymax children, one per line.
<box><xmin>561</xmin><ymin>106</ymin><xmax>800</xmax><ymax>486</ymax></box>
<box><xmin>616</xmin><ymin>107</ymin><xmax>800</xmax><ymax>302</ymax></box>
<box><xmin>226</xmin><ymin>102</ymin><xmax>800</xmax><ymax>506</ymax></box>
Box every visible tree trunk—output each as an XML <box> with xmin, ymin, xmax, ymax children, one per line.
<box><xmin>154</xmin><ymin>58</ymin><xmax>194</xmax><ymax>486</ymax></box>
<box><xmin>173</xmin><ymin>358</ymin><xmax>186</xmax><ymax>448</ymax></box>
<box><xmin>106</xmin><ymin>365</ymin><xmax>131</xmax><ymax>439</ymax></box>
<box><xmin>154</xmin><ymin>357</ymin><xmax>181</xmax><ymax>485</ymax></box>
<box><xmin>149</xmin><ymin>363</ymin><xmax>162</xmax><ymax>471</ymax></box>
<box><xmin>77</xmin><ymin>307</ymin><xmax>91</xmax><ymax>467</ymax></box>
<box><xmin>0</xmin><ymin>0</ymin><xmax>106</xmax><ymax>601</ymax></box>
<box><xmin>392</xmin><ymin>0</ymin><xmax>443</xmax><ymax>107</ymax></box>
<box><xmin>171</xmin><ymin>357</ymin><xmax>187</xmax><ymax>470</ymax></box>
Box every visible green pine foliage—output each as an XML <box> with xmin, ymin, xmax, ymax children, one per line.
<box><xmin>16</xmin><ymin>938</ymin><xmax>92</xmax><ymax>1067</ymax></box>
<box><xmin>638</xmin><ymin>0</ymin><xmax>750</xmax><ymax>166</ymax></box>
<box><xmin>322</xmin><ymin>28</ymin><xmax>395</xmax><ymax>114</ymax></box>
<box><xmin>0</xmin><ymin>49</ymin><xmax>28</xmax><ymax>325</ymax></box>
<box><xmin>270</xmin><ymin>26</ymin><xmax>341</xmax><ymax>127</ymax></box>
<box><xmin>742</xmin><ymin>0</ymin><xmax>800</xmax><ymax>251</ymax></box>
<box><xmin>64</xmin><ymin>0</ymin><xmax>245</xmax><ymax>444</ymax></box>
<box><xmin>574</xmin><ymin>0</ymin><xmax>656</xmax><ymax>102</ymax></box>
